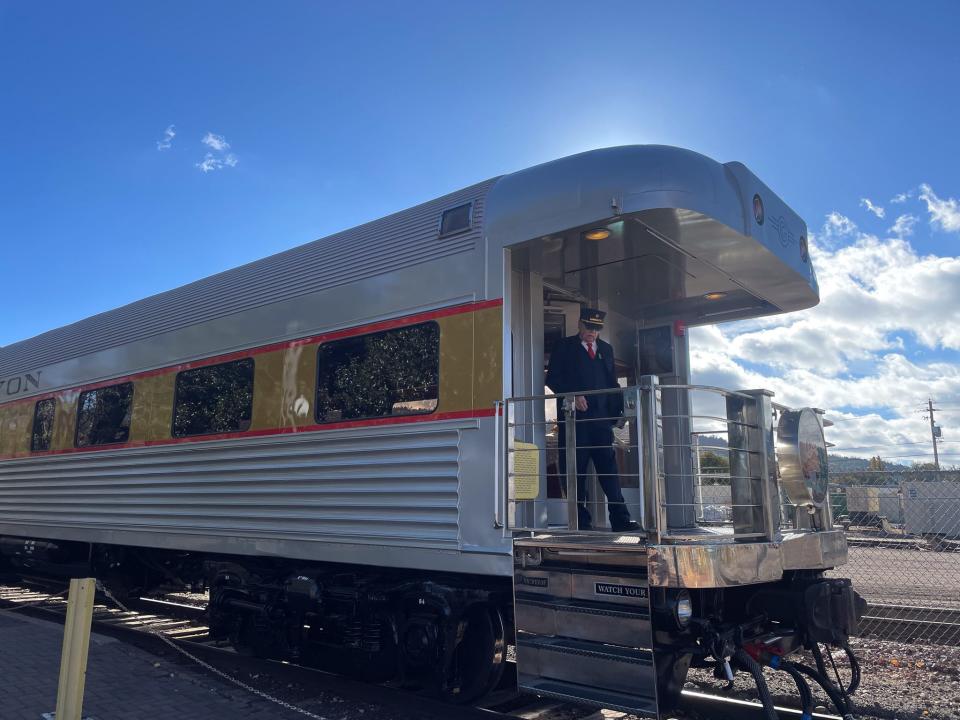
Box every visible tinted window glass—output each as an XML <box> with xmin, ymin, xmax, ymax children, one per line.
<box><xmin>316</xmin><ymin>323</ymin><xmax>440</xmax><ymax>423</ymax></box>
<box><xmin>173</xmin><ymin>358</ymin><xmax>255</xmax><ymax>438</ymax></box>
<box><xmin>76</xmin><ymin>383</ymin><xmax>134</xmax><ymax>447</ymax></box>
<box><xmin>440</xmin><ymin>203</ymin><xmax>471</xmax><ymax>236</ymax></box>
<box><xmin>31</xmin><ymin>398</ymin><xmax>56</xmax><ymax>452</ymax></box>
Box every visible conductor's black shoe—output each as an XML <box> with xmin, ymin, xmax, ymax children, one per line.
<box><xmin>611</xmin><ymin>520</ymin><xmax>640</xmax><ymax>532</ymax></box>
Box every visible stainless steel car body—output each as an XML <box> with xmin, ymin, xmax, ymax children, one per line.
<box><xmin>0</xmin><ymin>145</ymin><xmax>816</xmax><ymax>579</ymax></box>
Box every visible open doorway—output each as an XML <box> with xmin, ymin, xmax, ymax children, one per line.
<box><xmin>541</xmin><ymin>290</ymin><xmax>642</xmax><ymax>529</ymax></box>
<box><xmin>505</xmin><ymin>209</ymin><xmax>716</xmax><ymax>530</ymax></box>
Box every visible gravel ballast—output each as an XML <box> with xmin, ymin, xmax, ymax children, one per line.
<box><xmin>685</xmin><ymin>637</ymin><xmax>960</xmax><ymax>720</ymax></box>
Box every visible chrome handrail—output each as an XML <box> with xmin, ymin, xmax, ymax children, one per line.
<box><xmin>500</xmin><ymin>380</ymin><xmax>789</xmax><ymax>543</ymax></box>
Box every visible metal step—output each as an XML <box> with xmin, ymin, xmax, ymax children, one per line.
<box><xmin>516</xmin><ymin>634</ymin><xmax>656</xmax><ymax>698</ymax></box>
<box><xmin>515</xmin><ymin>596</ymin><xmax>651</xmax><ymax>647</ymax></box>
<box><xmin>518</xmin><ymin>677</ymin><xmax>657</xmax><ymax>717</ymax></box>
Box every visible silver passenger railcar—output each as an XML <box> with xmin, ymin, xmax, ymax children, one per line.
<box><xmin>0</xmin><ymin>145</ymin><xmax>863</xmax><ymax>716</ymax></box>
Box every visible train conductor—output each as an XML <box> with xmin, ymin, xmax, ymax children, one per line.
<box><xmin>546</xmin><ymin>308</ymin><xmax>639</xmax><ymax>532</ymax></box>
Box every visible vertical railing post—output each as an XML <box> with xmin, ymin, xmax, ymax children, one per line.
<box><xmin>640</xmin><ymin>375</ymin><xmax>664</xmax><ymax>543</ymax></box>
<box><xmin>623</xmin><ymin>385</ymin><xmax>645</xmax><ymax>526</ymax></box>
<box><xmin>749</xmin><ymin>390</ymin><xmax>779</xmax><ymax>541</ymax></box>
<box><xmin>563</xmin><ymin>395</ymin><xmax>579</xmax><ymax>531</ymax></box>
<box><xmin>726</xmin><ymin>394</ymin><xmax>754</xmax><ymax>537</ymax></box>
<box><xmin>506</xmin><ymin>399</ymin><xmax>516</xmax><ymax>531</ymax></box>
<box><xmin>692</xmin><ymin>434</ymin><xmax>704</xmax><ymax>523</ymax></box>
<box><xmin>494</xmin><ymin>400</ymin><xmax>504</xmax><ymax>530</ymax></box>
<box><xmin>728</xmin><ymin>390</ymin><xmax>779</xmax><ymax>541</ymax></box>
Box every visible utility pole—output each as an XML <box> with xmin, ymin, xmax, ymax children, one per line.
<box><xmin>928</xmin><ymin>398</ymin><xmax>941</xmax><ymax>471</ymax></box>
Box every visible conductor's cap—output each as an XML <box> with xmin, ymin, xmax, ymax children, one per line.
<box><xmin>579</xmin><ymin>307</ymin><xmax>605</xmax><ymax>329</ymax></box>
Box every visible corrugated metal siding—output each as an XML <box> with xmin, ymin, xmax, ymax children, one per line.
<box><xmin>0</xmin><ymin>427</ymin><xmax>462</xmax><ymax>548</ymax></box>
<box><xmin>0</xmin><ymin>179</ymin><xmax>498</xmax><ymax>377</ymax></box>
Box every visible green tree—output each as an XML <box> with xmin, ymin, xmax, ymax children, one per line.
<box><xmin>699</xmin><ymin>451</ymin><xmax>730</xmax><ymax>486</ymax></box>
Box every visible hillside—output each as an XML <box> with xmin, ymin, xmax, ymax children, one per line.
<box><xmin>697</xmin><ymin>436</ymin><xmax>911</xmax><ymax>473</ymax></box>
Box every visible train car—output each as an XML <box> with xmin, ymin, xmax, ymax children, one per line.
<box><xmin>0</xmin><ymin>145</ymin><xmax>863</xmax><ymax>717</ymax></box>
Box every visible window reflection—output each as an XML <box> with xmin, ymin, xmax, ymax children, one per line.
<box><xmin>31</xmin><ymin>398</ymin><xmax>56</xmax><ymax>452</ymax></box>
<box><xmin>76</xmin><ymin>383</ymin><xmax>134</xmax><ymax>447</ymax></box>
<box><xmin>173</xmin><ymin>358</ymin><xmax>254</xmax><ymax>438</ymax></box>
<box><xmin>316</xmin><ymin>323</ymin><xmax>440</xmax><ymax>423</ymax></box>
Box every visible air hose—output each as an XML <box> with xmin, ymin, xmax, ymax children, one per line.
<box><xmin>813</xmin><ymin>642</ymin><xmax>862</xmax><ymax>696</ymax></box>
<box><xmin>842</xmin><ymin>643</ymin><xmax>862</xmax><ymax>695</ymax></box>
<box><xmin>774</xmin><ymin>658</ymin><xmax>815</xmax><ymax>720</ymax></box>
<box><xmin>793</xmin><ymin>661</ymin><xmax>857</xmax><ymax>720</ymax></box>
<box><xmin>732</xmin><ymin>647</ymin><xmax>779</xmax><ymax>720</ymax></box>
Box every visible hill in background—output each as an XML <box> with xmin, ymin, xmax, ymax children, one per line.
<box><xmin>696</xmin><ymin>435</ymin><xmax>913</xmax><ymax>472</ymax></box>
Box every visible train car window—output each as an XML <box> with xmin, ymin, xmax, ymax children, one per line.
<box><xmin>172</xmin><ymin>358</ymin><xmax>255</xmax><ymax>438</ymax></box>
<box><xmin>316</xmin><ymin>322</ymin><xmax>440</xmax><ymax>423</ymax></box>
<box><xmin>439</xmin><ymin>203</ymin><xmax>472</xmax><ymax>236</ymax></box>
<box><xmin>31</xmin><ymin>398</ymin><xmax>56</xmax><ymax>452</ymax></box>
<box><xmin>75</xmin><ymin>382</ymin><xmax>134</xmax><ymax>447</ymax></box>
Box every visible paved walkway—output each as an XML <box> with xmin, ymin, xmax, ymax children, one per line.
<box><xmin>0</xmin><ymin>610</ymin><xmax>315</xmax><ymax>720</ymax></box>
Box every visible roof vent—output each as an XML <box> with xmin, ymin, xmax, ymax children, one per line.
<box><xmin>439</xmin><ymin>203</ymin><xmax>472</xmax><ymax>237</ymax></box>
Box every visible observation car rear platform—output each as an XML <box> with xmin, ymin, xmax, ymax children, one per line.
<box><xmin>492</xmin><ymin>146</ymin><xmax>863</xmax><ymax>715</ymax></box>
<box><xmin>0</xmin><ymin>145</ymin><xmax>864</xmax><ymax>717</ymax></box>
<box><xmin>502</xmin><ymin>381</ymin><xmax>859</xmax><ymax>715</ymax></box>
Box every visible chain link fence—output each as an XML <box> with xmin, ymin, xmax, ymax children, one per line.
<box><xmin>826</xmin><ymin>470</ymin><xmax>960</xmax><ymax>645</ymax></box>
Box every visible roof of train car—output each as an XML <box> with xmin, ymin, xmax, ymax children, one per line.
<box><xmin>0</xmin><ymin>176</ymin><xmax>500</xmax><ymax>377</ymax></box>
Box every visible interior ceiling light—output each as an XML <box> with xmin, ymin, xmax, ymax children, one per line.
<box><xmin>703</xmin><ymin>292</ymin><xmax>727</xmax><ymax>301</ymax></box>
<box><xmin>584</xmin><ymin>228</ymin><xmax>611</xmax><ymax>241</ymax></box>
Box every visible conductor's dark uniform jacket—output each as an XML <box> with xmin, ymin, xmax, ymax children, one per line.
<box><xmin>546</xmin><ymin>335</ymin><xmax>630</xmax><ymax>528</ymax></box>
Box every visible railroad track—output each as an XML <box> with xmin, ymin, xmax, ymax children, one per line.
<box><xmin>861</xmin><ymin>602</ymin><xmax>960</xmax><ymax>645</ymax></box>
<box><xmin>0</xmin><ymin>582</ymin><xmax>210</xmax><ymax>639</ymax></box>
<box><xmin>0</xmin><ymin>580</ymin><xmax>839</xmax><ymax>720</ymax></box>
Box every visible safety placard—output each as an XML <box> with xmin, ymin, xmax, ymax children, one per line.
<box><xmin>595</xmin><ymin>582</ymin><xmax>648</xmax><ymax>599</ymax></box>
<box><xmin>512</xmin><ymin>441</ymin><xmax>541</xmax><ymax>500</ymax></box>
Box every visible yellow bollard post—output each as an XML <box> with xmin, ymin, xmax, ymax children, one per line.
<box><xmin>54</xmin><ymin>577</ymin><xmax>97</xmax><ymax>720</ymax></box>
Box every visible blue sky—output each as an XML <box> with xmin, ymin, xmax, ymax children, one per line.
<box><xmin>2</xmin><ymin>2</ymin><xmax>960</xmax><ymax>462</ymax></box>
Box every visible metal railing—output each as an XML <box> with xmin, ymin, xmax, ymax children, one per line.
<box><xmin>498</xmin><ymin>376</ymin><xmax>785</xmax><ymax>543</ymax></box>
<box><xmin>498</xmin><ymin>383</ymin><xmax>643</xmax><ymax>535</ymax></box>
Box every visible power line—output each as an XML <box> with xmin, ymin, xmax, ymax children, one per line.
<box><xmin>833</xmin><ymin>440</ymin><xmax>960</xmax><ymax>451</ymax></box>
<box><xmin>828</xmin><ymin>470</ymin><xmax>960</xmax><ymax>475</ymax></box>
<box><xmin>862</xmin><ymin>452</ymin><xmax>960</xmax><ymax>460</ymax></box>
<box><xmin>821</xmin><ymin>400</ymin><xmax>960</xmax><ymax>418</ymax></box>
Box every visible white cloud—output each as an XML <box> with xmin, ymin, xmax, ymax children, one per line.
<box><xmin>196</xmin><ymin>152</ymin><xmax>239</xmax><ymax>173</ymax></box>
<box><xmin>690</xmin><ymin>216</ymin><xmax>960</xmax><ymax>462</ymax></box>
<box><xmin>891</xmin><ymin>191</ymin><xmax>913</xmax><ymax>204</ymax></box>
<box><xmin>920</xmin><ymin>183</ymin><xmax>960</xmax><ymax>232</ymax></box>
<box><xmin>860</xmin><ymin>197</ymin><xmax>886</xmax><ymax>219</ymax></box>
<box><xmin>196</xmin><ymin>132</ymin><xmax>238</xmax><ymax>172</ymax></box>
<box><xmin>821</xmin><ymin>212</ymin><xmax>857</xmax><ymax>240</ymax></box>
<box><xmin>742</xmin><ymin>236</ymin><xmax>960</xmax><ymax>361</ymax></box>
<box><xmin>889</xmin><ymin>214</ymin><xmax>918</xmax><ymax>238</ymax></box>
<box><xmin>156</xmin><ymin>125</ymin><xmax>175</xmax><ymax>151</ymax></box>
<box><xmin>201</xmin><ymin>132</ymin><xmax>231</xmax><ymax>152</ymax></box>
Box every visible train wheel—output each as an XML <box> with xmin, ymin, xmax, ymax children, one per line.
<box><xmin>440</xmin><ymin>604</ymin><xmax>506</xmax><ymax>704</ymax></box>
